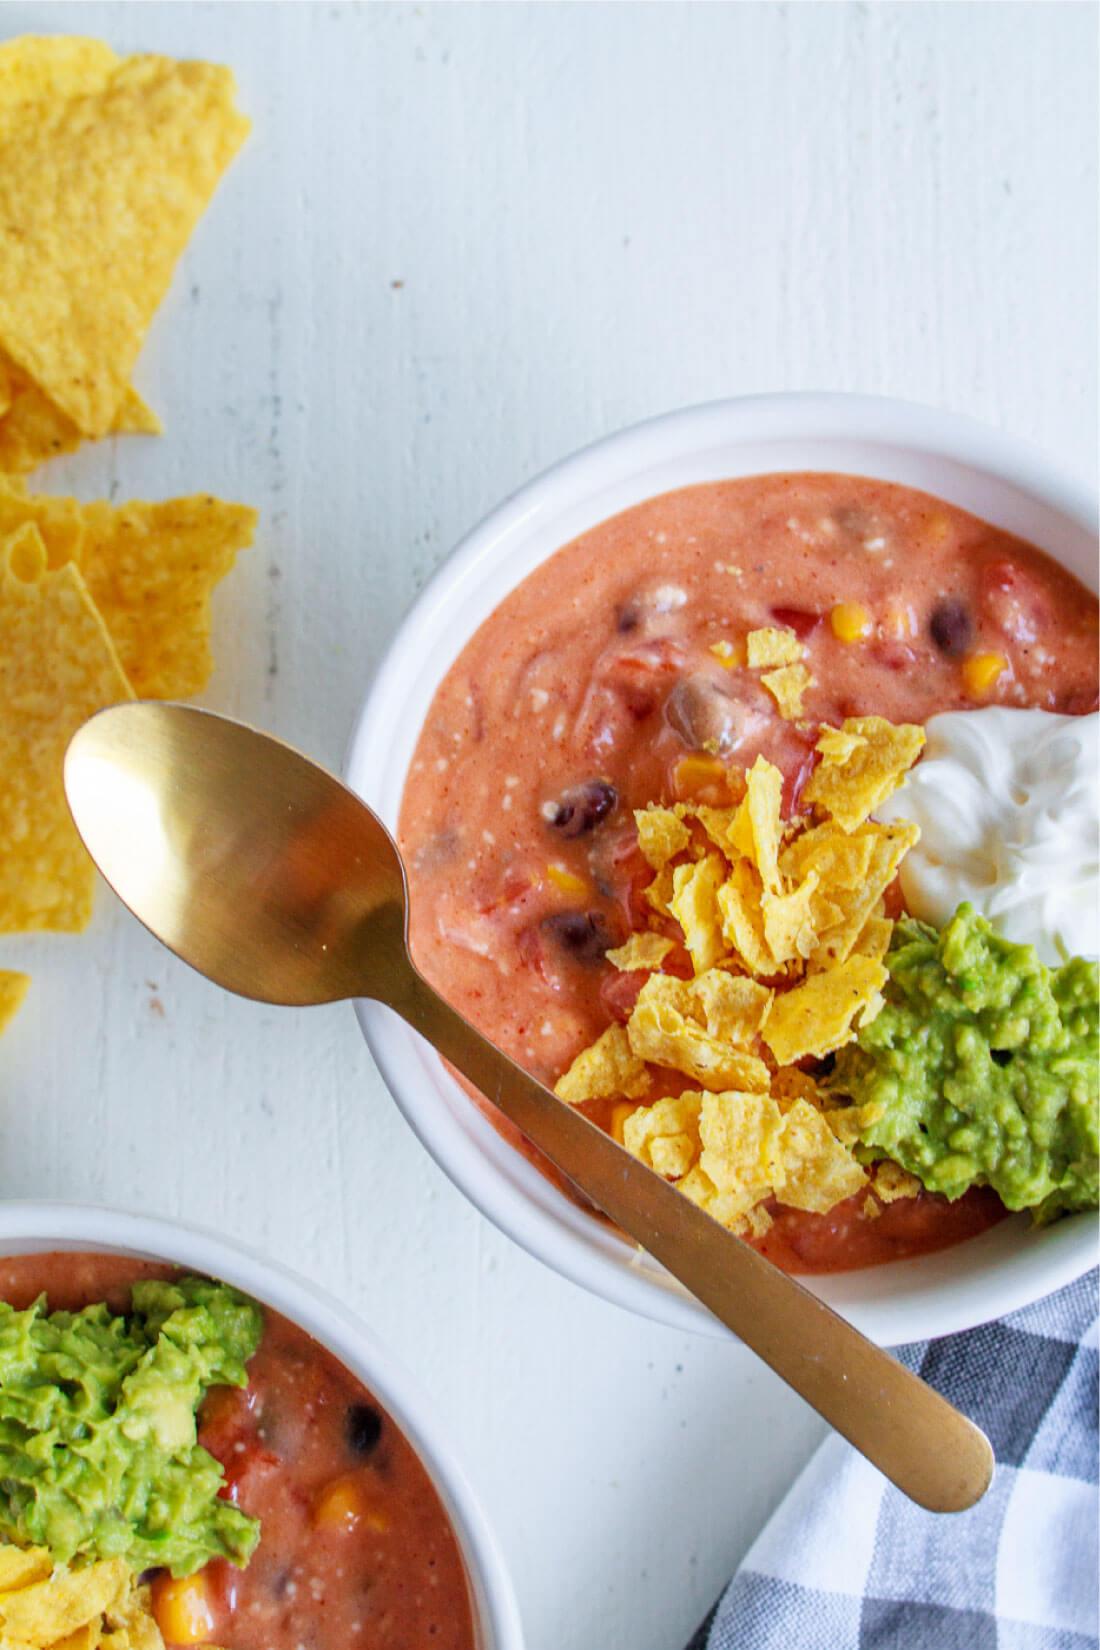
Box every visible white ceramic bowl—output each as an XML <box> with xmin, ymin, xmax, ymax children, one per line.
<box><xmin>0</xmin><ymin>1202</ymin><xmax>523</xmax><ymax>1650</ymax></box>
<box><xmin>345</xmin><ymin>392</ymin><xmax>1098</xmax><ymax>1347</ymax></box>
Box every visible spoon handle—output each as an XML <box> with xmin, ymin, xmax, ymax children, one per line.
<box><xmin>390</xmin><ymin>960</ymin><xmax>993</xmax><ymax>1513</ymax></box>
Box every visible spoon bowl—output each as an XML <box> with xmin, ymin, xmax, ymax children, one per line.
<box><xmin>65</xmin><ymin>701</ymin><xmax>995</xmax><ymax>1513</ymax></box>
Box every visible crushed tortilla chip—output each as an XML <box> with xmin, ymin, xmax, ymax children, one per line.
<box><xmin>0</xmin><ymin>972</ymin><xmax>29</xmax><ymax>1039</ymax></box>
<box><xmin>627</xmin><ymin>976</ymin><xmax>771</xmax><ymax>1092</ymax></box>
<box><xmin>762</xmin><ymin>956</ymin><xmax>889</xmax><ymax>1064</ymax></box>
<box><xmin>746</xmin><ymin>626</ymin><xmax>803</xmax><ymax>669</ymax></box>
<box><xmin>0</xmin><ymin>357</ymin><xmax>161</xmax><ymax>477</ymax></box>
<box><xmin>605</xmin><ymin>932</ymin><xmax>675</xmax><ymax>972</ymax></box>
<box><xmin>0</xmin><ymin>1546</ymin><xmax>163</xmax><ymax>1649</ymax></box>
<box><xmin>804</xmin><ymin>715</ymin><xmax>925</xmax><ymax>831</ymax></box>
<box><xmin>773</xmin><ymin>1099</ymin><xmax>868</xmax><ymax>1211</ymax></box>
<box><xmin>0</xmin><ymin>482</ymin><xmax>256</xmax><ymax>698</ymax></box>
<box><xmin>635</xmin><ymin>806</ymin><xmax>691</xmax><ymax>871</ymax></box>
<box><xmin>554</xmin><ymin>1023</ymin><xmax>651</xmax><ymax>1105</ymax></box>
<box><xmin>0</xmin><ymin>36</ymin><xmax>249</xmax><ymax>441</ymax></box>
<box><xmin>872</xmin><ymin>1160</ymin><xmax>923</xmax><ymax>1203</ymax></box>
<box><xmin>557</xmin><ymin>717</ymin><xmax>929</xmax><ymax>1233</ymax></box>
<box><xmin>761</xmin><ymin>662</ymin><xmax>812</xmax><ymax>720</ymax></box>
<box><xmin>669</xmin><ymin>854</ymin><xmax>726</xmax><ymax>974</ymax></box>
<box><xmin>623</xmin><ymin>1092</ymin><xmax>702</xmax><ymax>1179</ymax></box>
<box><xmin>0</xmin><ymin>522</ymin><xmax>134</xmax><ymax>932</ymax></box>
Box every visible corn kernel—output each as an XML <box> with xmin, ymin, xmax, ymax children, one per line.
<box><xmin>546</xmin><ymin>864</ymin><xmax>589</xmax><ymax>898</ymax></box>
<box><xmin>313</xmin><ymin>1476</ymin><xmax>392</xmax><ymax>1534</ymax></box>
<box><xmin>962</xmin><ymin>652</ymin><xmax>1008</xmax><ymax>696</ymax></box>
<box><xmin>829</xmin><ymin>603</ymin><xmax>872</xmax><ymax>643</ymax></box>
<box><xmin>151</xmin><ymin>1572</ymin><xmax>215</xmax><ymax>1644</ymax></box>
<box><xmin>708</xmin><ymin>639</ymin><xmax>742</xmax><ymax>669</ymax></box>
<box><xmin>610</xmin><ymin>1102</ymin><xmax>639</xmax><ymax>1145</ymax></box>
<box><xmin>671</xmin><ymin>755</ymin><xmax>729</xmax><ymax>802</ymax></box>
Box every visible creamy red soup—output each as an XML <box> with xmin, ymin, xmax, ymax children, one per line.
<box><xmin>0</xmin><ymin>1254</ymin><xmax>476</xmax><ymax>1650</ymax></box>
<box><xmin>399</xmin><ymin>474</ymin><xmax>1099</xmax><ymax>1272</ymax></box>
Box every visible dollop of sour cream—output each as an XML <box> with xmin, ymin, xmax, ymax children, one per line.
<box><xmin>876</xmin><ymin>708</ymin><xmax>1099</xmax><ymax>966</ymax></box>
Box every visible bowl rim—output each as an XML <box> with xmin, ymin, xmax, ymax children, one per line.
<box><xmin>0</xmin><ymin>1200</ymin><xmax>524</xmax><ymax>1650</ymax></box>
<box><xmin>344</xmin><ymin>390</ymin><xmax>1098</xmax><ymax>1345</ymax></box>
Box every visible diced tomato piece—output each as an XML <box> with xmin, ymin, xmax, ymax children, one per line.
<box><xmin>770</xmin><ymin>605</ymin><xmax>823</xmax><ymax>640</ymax></box>
<box><xmin>599</xmin><ymin>969</ymin><xmax>646</xmax><ymax>1023</ymax></box>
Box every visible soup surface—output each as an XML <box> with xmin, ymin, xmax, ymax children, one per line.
<box><xmin>0</xmin><ymin>1252</ymin><xmax>477</xmax><ymax>1650</ymax></box>
<box><xmin>399</xmin><ymin>473</ymin><xmax>1098</xmax><ymax>1271</ymax></box>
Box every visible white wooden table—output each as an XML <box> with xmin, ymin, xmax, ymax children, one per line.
<box><xmin>2</xmin><ymin>5</ymin><xmax>1095</xmax><ymax>1647</ymax></box>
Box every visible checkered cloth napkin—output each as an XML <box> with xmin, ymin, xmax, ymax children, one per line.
<box><xmin>687</xmin><ymin>1268</ymin><xmax>1098</xmax><ymax>1650</ymax></box>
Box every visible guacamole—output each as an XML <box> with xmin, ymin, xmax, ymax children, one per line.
<box><xmin>0</xmin><ymin>1275</ymin><xmax>263</xmax><ymax>1575</ymax></box>
<box><xmin>832</xmin><ymin>903</ymin><xmax>1099</xmax><ymax>1221</ymax></box>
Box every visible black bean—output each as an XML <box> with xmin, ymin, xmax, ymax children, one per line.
<box><xmin>345</xmin><ymin>1402</ymin><xmax>383</xmax><ymax>1458</ymax></box>
<box><xmin>548</xmin><ymin>780</ymin><xmax>618</xmax><ymax>838</ymax></box>
<box><xmin>541</xmin><ymin>910</ymin><xmax>615</xmax><ymax>964</ymax></box>
<box><xmin>929</xmin><ymin>598</ymin><xmax>973</xmax><ymax>657</ymax></box>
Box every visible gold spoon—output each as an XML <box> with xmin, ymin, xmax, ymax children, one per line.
<box><xmin>65</xmin><ymin>701</ymin><xmax>994</xmax><ymax>1512</ymax></box>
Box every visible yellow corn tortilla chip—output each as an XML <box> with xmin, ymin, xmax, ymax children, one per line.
<box><xmin>0</xmin><ymin>1556</ymin><xmax>128</xmax><ymax>1641</ymax></box>
<box><xmin>760</xmin><ymin>662</ymin><xmax>811</xmax><ymax>720</ymax></box>
<box><xmin>635</xmin><ymin>805</ymin><xmax>691</xmax><ymax>871</ymax></box>
<box><xmin>809</xmin><ymin>822</ymin><xmax>918</xmax><ymax>968</ymax></box>
<box><xmin>815</xmin><ymin>725</ymin><xmax>864</xmax><ymax>763</ymax></box>
<box><xmin>0</xmin><ymin>355</ymin><xmax>161</xmax><ymax>476</ymax></box>
<box><xmin>623</xmin><ymin>1091</ymin><xmax>702</xmax><ymax>1179</ymax></box>
<box><xmin>0</xmin><ymin>971</ymin><xmax>30</xmax><ymax>1038</ymax></box>
<box><xmin>804</xmin><ymin>715</ymin><xmax>925</xmax><ymax>831</ymax></box>
<box><xmin>686</xmin><ymin>969</ymin><xmax>772</xmax><ymax>1046</ymax></box>
<box><xmin>0</xmin><ymin>1547</ymin><xmax>53</xmax><ymax>1593</ymax></box>
<box><xmin>52</xmin><ymin>1625</ymin><xmax>101</xmax><ymax>1650</ymax></box>
<box><xmin>746</xmin><ymin>626</ymin><xmax>803</xmax><ymax>669</ymax></box>
<box><xmin>627</xmin><ymin>976</ymin><xmax>771</xmax><ymax>1092</ymax></box>
<box><xmin>762</xmin><ymin>955</ymin><xmax>889</xmax><ymax>1064</ymax></box>
<box><xmin>780</xmin><ymin>822</ymin><xmax>875</xmax><ymax>891</ymax></box>
<box><xmin>554</xmin><ymin>1023</ymin><xmax>651</xmax><ymax>1105</ymax></box>
<box><xmin>0</xmin><ymin>483</ymin><xmax>256</xmax><ymax>698</ymax></box>
<box><xmin>699</xmin><ymin>1088</ymin><xmax>786</xmax><ymax>1202</ymax></box>
<box><xmin>604</xmin><ymin>932</ymin><xmax>676</xmax><ymax>972</ymax></box>
<box><xmin>0</xmin><ymin>521</ymin><xmax>134</xmax><ymax>932</ymax></box>
<box><xmin>774</xmin><ymin>1098</ymin><xmax>867</xmax><ymax>1212</ymax></box>
<box><xmin>669</xmin><ymin>853</ymin><xmax>726</xmax><ymax>974</ymax></box>
<box><xmin>872</xmin><ymin>1160</ymin><xmax>923</xmax><ymax>1203</ymax></box>
<box><xmin>716</xmin><ymin>860</ymin><xmax>774</xmax><ymax>978</ymax></box>
<box><xmin>761</xmin><ymin>871</ymin><xmax>820</xmax><ymax>964</ymax></box>
<box><xmin>0</xmin><ymin>37</ymin><xmax>249</xmax><ymax>437</ymax></box>
<box><xmin>730</xmin><ymin>756</ymin><xmax>783</xmax><ymax>892</ymax></box>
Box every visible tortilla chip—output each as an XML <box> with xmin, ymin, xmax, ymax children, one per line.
<box><xmin>605</xmin><ymin>932</ymin><xmax>676</xmax><ymax>972</ymax></box>
<box><xmin>780</xmin><ymin>823</ymin><xmax>874</xmax><ymax>891</ymax></box>
<box><xmin>623</xmin><ymin>1092</ymin><xmax>702</xmax><ymax>1179</ymax></box>
<box><xmin>731</xmin><ymin>757</ymin><xmax>783</xmax><ymax>891</ymax></box>
<box><xmin>554</xmin><ymin>1023</ymin><xmax>651</xmax><ymax>1105</ymax></box>
<box><xmin>0</xmin><ymin>1547</ymin><xmax>53</xmax><ymax>1592</ymax></box>
<box><xmin>774</xmin><ymin>1098</ymin><xmax>867</xmax><ymax>1212</ymax></box>
<box><xmin>686</xmin><ymin>970</ymin><xmax>772</xmax><ymax>1046</ymax></box>
<box><xmin>0</xmin><ymin>37</ymin><xmax>249</xmax><ymax>437</ymax></box>
<box><xmin>0</xmin><ymin>971</ymin><xmax>30</xmax><ymax>1038</ymax></box>
<box><xmin>762</xmin><ymin>955</ymin><xmax>889</xmax><ymax>1064</ymax></box>
<box><xmin>716</xmin><ymin>860</ymin><xmax>774</xmax><ymax>977</ymax></box>
<box><xmin>627</xmin><ymin>976</ymin><xmax>771</xmax><ymax>1092</ymax></box>
<box><xmin>872</xmin><ymin>1161</ymin><xmax>923</xmax><ymax>1203</ymax></box>
<box><xmin>635</xmin><ymin>806</ymin><xmax>691</xmax><ymax>871</ymax></box>
<box><xmin>0</xmin><ymin>484</ymin><xmax>256</xmax><ymax>698</ymax></box>
<box><xmin>0</xmin><ymin>521</ymin><xmax>134</xmax><ymax>932</ymax></box>
<box><xmin>0</xmin><ymin>359</ymin><xmax>161</xmax><ymax>476</ymax></box>
<box><xmin>0</xmin><ymin>1557</ymin><xmax>128</xmax><ymax>1641</ymax></box>
<box><xmin>808</xmin><ymin>823</ymin><xmax>918</xmax><ymax>968</ymax></box>
<box><xmin>760</xmin><ymin>662</ymin><xmax>811</xmax><ymax>720</ymax></box>
<box><xmin>804</xmin><ymin>715</ymin><xmax>925</xmax><ymax>831</ymax></box>
<box><xmin>762</xmin><ymin>871</ymin><xmax>820</xmax><ymax>964</ymax></box>
<box><xmin>699</xmin><ymin>1088</ymin><xmax>786</xmax><ymax>1203</ymax></box>
<box><xmin>746</xmin><ymin>626</ymin><xmax>802</xmax><ymax>669</ymax></box>
<box><xmin>669</xmin><ymin>853</ymin><xmax>726</xmax><ymax>974</ymax></box>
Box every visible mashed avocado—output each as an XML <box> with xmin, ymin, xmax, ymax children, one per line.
<box><xmin>0</xmin><ymin>1275</ymin><xmax>263</xmax><ymax>1575</ymax></box>
<box><xmin>832</xmin><ymin>903</ymin><xmax>1099</xmax><ymax>1221</ymax></box>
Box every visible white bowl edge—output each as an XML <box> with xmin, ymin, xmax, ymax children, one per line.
<box><xmin>344</xmin><ymin>391</ymin><xmax>1099</xmax><ymax>1346</ymax></box>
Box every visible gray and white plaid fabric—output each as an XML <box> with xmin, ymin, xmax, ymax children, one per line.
<box><xmin>687</xmin><ymin>1269</ymin><xmax>1098</xmax><ymax>1650</ymax></box>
